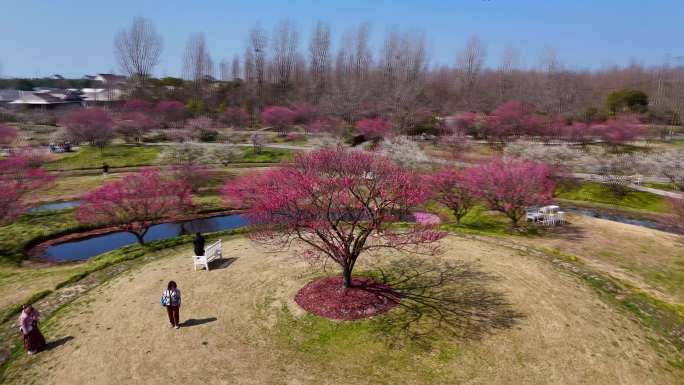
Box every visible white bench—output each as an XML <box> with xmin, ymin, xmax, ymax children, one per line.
<box><xmin>193</xmin><ymin>239</ymin><xmax>222</xmax><ymax>271</ymax></box>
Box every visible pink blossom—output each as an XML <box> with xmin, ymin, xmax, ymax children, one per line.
<box><xmin>469</xmin><ymin>158</ymin><xmax>555</xmax><ymax>225</ymax></box>
<box><xmin>76</xmin><ymin>170</ymin><xmax>194</xmax><ymax>244</ymax></box>
<box><xmin>222</xmin><ymin>147</ymin><xmax>446</xmax><ymax>288</ymax></box>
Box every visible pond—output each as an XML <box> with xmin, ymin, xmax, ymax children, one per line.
<box><xmin>566</xmin><ymin>207</ymin><xmax>679</xmax><ymax>234</ymax></box>
<box><xmin>30</xmin><ymin>201</ymin><xmax>81</xmax><ymax>213</ymax></box>
<box><xmin>43</xmin><ymin>214</ymin><xmax>247</xmax><ymax>262</ymax></box>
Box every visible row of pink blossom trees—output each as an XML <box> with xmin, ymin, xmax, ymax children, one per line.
<box><xmin>223</xmin><ymin>148</ymin><xmax>555</xmax><ymax>288</ymax></box>
<box><xmin>448</xmin><ymin>101</ymin><xmax>645</xmax><ymax>148</ymax></box>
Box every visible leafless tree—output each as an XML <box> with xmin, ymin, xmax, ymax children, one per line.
<box><xmin>456</xmin><ymin>35</ymin><xmax>486</xmax><ymax>109</ymax></box>
<box><xmin>309</xmin><ymin>21</ymin><xmax>331</xmax><ymax>100</ymax></box>
<box><xmin>219</xmin><ymin>59</ymin><xmax>230</xmax><ymax>81</ymax></box>
<box><xmin>183</xmin><ymin>33</ymin><xmax>214</xmax><ymax>100</ymax></box>
<box><xmin>497</xmin><ymin>44</ymin><xmax>518</xmax><ymax>103</ymax></box>
<box><xmin>249</xmin><ymin>24</ymin><xmax>268</xmax><ymax>103</ymax></box>
<box><xmin>272</xmin><ymin>19</ymin><xmax>299</xmax><ymax>99</ymax></box>
<box><xmin>114</xmin><ymin>17</ymin><xmax>163</xmax><ymax>89</ymax></box>
<box><xmin>231</xmin><ymin>54</ymin><xmax>241</xmax><ymax>81</ymax></box>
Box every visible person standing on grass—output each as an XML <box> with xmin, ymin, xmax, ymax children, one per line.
<box><xmin>18</xmin><ymin>304</ymin><xmax>46</xmax><ymax>355</ymax></box>
<box><xmin>161</xmin><ymin>281</ymin><xmax>182</xmax><ymax>329</ymax></box>
<box><xmin>102</xmin><ymin>162</ymin><xmax>109</xmax><ymax>177</ymax></box>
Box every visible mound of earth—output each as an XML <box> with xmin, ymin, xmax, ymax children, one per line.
<box><xmin>295</xmin><ymin>276</ymin><xmax>400</xmax><ymax>320</ymax></box>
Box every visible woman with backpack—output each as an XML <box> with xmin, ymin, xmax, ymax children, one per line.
<box><xmin>161</xmin><ymin>281</ymin><xmax>182</xmax><ymax>329</ymax></box>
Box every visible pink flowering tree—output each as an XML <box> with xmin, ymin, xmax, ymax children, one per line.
<box><xmin>221</xmin><ymin>107</ymin><xmax>249</xmax><ymax>128</ymax></box>
<box><xmin>76</xmin><ymin>170</ymin><xmax>194</xmax><ymax>244</ymax></box>
<box><xmin>593</xmin><ymin>115</ymin><xmax>645</xmax><ymax>149</ymax></box>
<box><xmin>116</xmin><ymin>111</ymin><xmax>158</xmax><ymax>143</ymax></box>
<box><xmin>305</xmin><ymin>117</ymin><xmax>343</xmax><ymax>136</ymax></box>
<box><xmin>60</xmin><ymin>108</ymin><xmax>114</xmax><ymax>149</ymax></box>
<box><xmin>355</xmin><ymin>118</ymin><xmax>393</xmax><ymax>142</ymax></box>
<box><xmin>483</xmin><ymin>101</ymin><xmax>539</xmax><ymax>144</ymax></box>
<box><xmin>0</xmin><ymin>154</ymin><xmax>53</xmax><ymax>224</ymax></box>
<box><xmin>122</xmin><ymin>99</ymin><xmax>153</xmax><ymax>113</ymax></box>
<box><xmin>170</xmin><ymin>163</ymin><xmax>212</xmax><ymax>193</ymax></box>
<box><xmin>291</xmin><ymin>102</ymin><xmax>318</xmax><ymax>125</ymax></box>
<box><xmin>223</xmin><ymin>147</ymin><xmax>446</xmax><ymax>288</ymax></box>
<box><xmin>0</xmin><ymin>123</ymin><xmax>17</xmax><ymax>146</ymax></box>
<box><xmin>429</xmin><ymin>168</ymin><xmax>477</xmax><ymax>224</ymax></box>
<box><xmin>261</xmin><ymin>106</ymin><xmax>296</xmax><ymax>135</ymax></box>
<box><xmin>470</xmin><ymin>158</ymin><xmax>555</xmax><ymax>226</ymax></box>
<box><xmin>155</xmin><ymin>100</ymin><xmax>187</xmax><ymax>128</ymax></box>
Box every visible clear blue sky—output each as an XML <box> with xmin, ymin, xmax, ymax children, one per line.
<box><xmin>1</xmin><ymin>0</ymin><xmax>682</xmax><ymax>78</ymax></box>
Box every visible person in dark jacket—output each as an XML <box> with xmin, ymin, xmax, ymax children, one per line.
<box><xmin>193</xmin><ymin>232</ymin><xmax>205</xmax><ymax>256</ymax></box>
<box><xmin>102</xmin><ymin>162</ymin><xmax>109</xmax><ymax>177</ymax></box>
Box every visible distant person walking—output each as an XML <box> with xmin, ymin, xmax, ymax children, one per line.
<box><xmin>193</xmin><ymin>232</ymin><xmax>205</xmax><ymax>256</ymax></box>
<box><xmin>18</xmin><ymin>304</ymin><xmax>46</xmax><ymax>355</ymax></box>
<box><xmin>161</xmin><ymin>281</ymin><xmax>182</xmax><ymax>329</ymax></box>
<box><xmin>102</xmin><ymin>162</ymin><xmax>109</xmax><ymax>177</ymax></box>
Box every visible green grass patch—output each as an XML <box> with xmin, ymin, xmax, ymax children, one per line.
<box><xmin>643</xmin><ymin>182</ymin><xmax>681</xmax><ymax>192</ymax></box>
<box><xmin>556</xmin><ymin>182</ymin><xmax>669</xmax><ymax>213</ymax></box>
<box><xmin>46</xmin><ymin>144</ymin><xmax>163</xmax><ymax>170</ymax></box>
<box><xmin>0</xmin><ymin>210</ymin><xmax>82</xmax><ymax>265</ymax></box>
<box><xmin>0</xmin><ymin>290</ymin><xmax>52</xmax><ymax>324</ymax></box>
<box><xmin>239</xmin><ymin>147</ymin><xmax>292</xmax><ymax>163</ymax></box>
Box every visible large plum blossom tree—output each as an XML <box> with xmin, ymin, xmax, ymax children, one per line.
<box><xmin>223</xmin><ymin>147</ymin><xmax>446</xmax><ymax>288</ymax></box>
<box><xmin>76</xmin><ymin>170</ymin><xmax>193</xmax><ymax>244</ymax></box>
<box><xmin>470</xmin><ymin>158</ymin><xmax>555</xmax><ymax>225</ymax></box>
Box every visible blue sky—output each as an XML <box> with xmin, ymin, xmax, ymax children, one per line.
<box><xmin>0</xmin><ymin>0</ymin><xmax>682</xmax><ymax>78</ymax></box>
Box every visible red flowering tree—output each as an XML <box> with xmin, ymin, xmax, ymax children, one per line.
<box><xmin>122</xmin><ymin>99</ymin><xmax>153</xmax><ymax>113</ymax></box>
<box><xmin>116</xmin><ymin>111</ymin><xmax>158</xmax><ymax>143</ymax></box>
<box><xmin>0</xmin><ymin>123</ymin><xmax>17</xmax><ymax>146</ymax></box>
<box><xmin>223</xmin><ymin>147</ymin><xmax>446</xmax><ymax>289</ymax></box>
<box><xmin>155</xmin><ymin>100</ymin><xmax>187</xmax><ymax>128</ymax></box>
<box><xmin>355</xmin><ymin>118</ymin><xmax>393</xmax><ymax>141</ymax></box>
<box><xmin>593</xmin><ymin>115</ymin><xmax>645</xmax><ymax>149</ymax></box>
<box><xmin>76</xmin><ymin>170</ymin><xmax>194</xmax><ymax>244</ymax></box>
<box><xmin>306</xmin><ymin>117</ymin><xmax>343</xmax><ymax>136</ymax></box>
<box><xmin>261</xmin><ymin>106</ymin><xmax>296</xmax><ymax>134</ymax></box>
<box><xmin>291</xmin><ymin>102</ymin><xmax>318</xmax><ymax>124</ymax></box>
<box><xmin>470</xmin><ymin>158</ymin><xmax>555</xmax><ymax>225</ymax></box>
<box><xmin>221</xmin><ymin>107</ymin><xmax>249</xmax><ymax>128</ymax></box>
<box><xmin>430</xmin><ymin>168</ymin><xmax>477</xmax><ymax>224</ymax></box>
<box><xmin>60</xmin><ymin>108</ymin><xmax>114</xmax><ymax>149</ymax></box>
<box><xmin>483</xmin><ymin>101</ymin><xmax>541</xmax><ymax>143</ymax></box>
<box><xmin>0</xmin><ymin>154</ymin><xmax>53</xmax><ymax>224</ymax></box>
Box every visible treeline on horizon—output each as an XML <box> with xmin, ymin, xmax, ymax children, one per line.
<box><xmin>2</xmin><ymin>18</ymin><xmax>684</xmax><ymax>127</ymax></box>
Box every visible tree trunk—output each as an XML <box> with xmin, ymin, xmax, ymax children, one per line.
<box><xmin>342</xmin><ymin>265</ymin><xmax>353</xmax><ymax>288</ymax></box>
<box><xmin>133</xmin><ymin>232</ymin><xmax>146</xmax><ymax>245</ymax></box>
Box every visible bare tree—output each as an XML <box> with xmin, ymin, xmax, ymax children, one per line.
<box><xmin>183</xmin><ymin>33</ymin><xmax>214</xmax><ymax>100</ymax></box>
<box><xmin>219</xmin><ymin>59</ymin><xmax>230</xmax><ymax>81</ymax></box>
<box><xmin>456</xmin><ymin>35</ymin><xmax>486</xmax><ymax>109</ymax></box>
<box><xmin>114</xmin><ymin>17</ymin><xmax>162</xmax><ymax>89</ymax></box>
<box><xmin>272</xmin><ymin>19</ymin><xmax>299</xmax><ymax>100</ymax></box>
<box><xmin>309</xmin><ymin>21</ymin><xmax>331</xmax><ymax>100</ymax></box>
<box><xmin>248</xmin><ymin>24</ymin><xmax>268</xmax><ymax>103</ymax></box>
<box><xmin>497</xmin><ymin>44</ymin><xmax>518</xmax><ymax>103</ymax></box>
<box><xmin>231</xmin><ymin>54</ymin><xmax>241</xmax><ymax>81</ymax></box>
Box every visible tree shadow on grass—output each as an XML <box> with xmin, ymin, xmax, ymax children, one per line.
<box><xmin>42</xmin><ymin>336</ymin><xmax>74</xmax><ymax>352</ymax></box>
<box><xmin>366</xmin><ymin>258</ymin><xmax>524</xmax><ymax>349</ymax></box>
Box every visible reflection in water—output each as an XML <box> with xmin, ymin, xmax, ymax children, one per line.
<box><xmin>566</xmin><ymin>208</ymin><xmax>676</xmax><ymax>234</ymax></box>
<box><xmin>44</xmin><ymin>215</ymin><xmax>247</xmax><ymax>262</ymax></box>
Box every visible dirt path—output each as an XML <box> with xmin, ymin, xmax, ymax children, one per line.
<box><xmin>2</xmin><ymin>236</ymin><xmax>680</xmax><ymax>385</ymax></box>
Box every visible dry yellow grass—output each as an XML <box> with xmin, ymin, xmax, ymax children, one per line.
<box><xmin>514</xmin><ymin>214</ymin><xmax>684</xmax><ymax>306</ymax></box>
<box><xmin>2</xmin><ymin>236</ymin><xmax>680</xmax><ymax>385</ymax></box>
